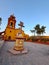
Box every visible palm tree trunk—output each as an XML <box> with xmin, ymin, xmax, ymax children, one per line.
<box><xmin>34</xmin><ymin>32</ymin><xmax>35</xmax><ymax>36</ymax></box>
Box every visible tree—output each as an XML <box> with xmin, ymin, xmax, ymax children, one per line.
<box><xmin>34</xmin><ymin>24</ymin><xmax>46</xmax><ymax>36</ymax></box>
<box><xmin>30</xmin><ymin>30</ymin><xmax>35</xmax><ymax>36</ymax></box>
<box><xmin>18</xmin><ymin>21</ymin><xmax>25</xmax><ymax>30</ymax></box>
<box><xmin>34</xmin><ymin>24</ymin><xmax>40</xmax><ymax>30</ymax></box>
<box><xmin>41</xmin><ymin>26</ymin><xmax>46</xmax><ymax>35</ymax></box>
<box><xmin>34</xmin><ymin>24</ymin><xmax>41</xmax><ymax>36</ymax></box>
<box><xmin>36</xmin><ymin>28</ymin><xmax>42</xmax><ymax>36</ymax></box>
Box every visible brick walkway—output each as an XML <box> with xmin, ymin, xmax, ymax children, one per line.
<box><xmin>0</xmin><ymin>41</ymin><xmax>49</xmax><ymax>65</ymax></box>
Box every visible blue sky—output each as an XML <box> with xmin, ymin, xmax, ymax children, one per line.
<box><xmin>0</xmin><ymin>0</ymin><xmax>49</xmax><ymax>36</ymax></box>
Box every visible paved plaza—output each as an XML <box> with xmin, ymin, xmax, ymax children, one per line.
<box><xmin>0</xmin><ymin>41</ymin><xmax>49</xmax><ymax>65</ymax></box>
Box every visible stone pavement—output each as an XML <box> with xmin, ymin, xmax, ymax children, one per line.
<box><xmin>0</xmin><ymin>41</ymin><xmax>49</xmax><ymax>65</ymax></box>
<box><xmin>0</xmin><ymin>40</ymin><xmax>4</xmax><ymax>48</ymax></box>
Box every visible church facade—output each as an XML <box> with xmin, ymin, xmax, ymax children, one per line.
<box><xmin>3</xmin><ymin>15</ymin><xmax>25</xmax><ymax>41</ymax></box>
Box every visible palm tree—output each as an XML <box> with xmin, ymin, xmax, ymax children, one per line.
<box><xmin>34</xmin><ymin>24</ymin><xmax>46</xmax><ymax>36</ymax></box>
<box><xmin>30</xmin><ymin>30</ymin><xmax>35</xmax><ymax>36</ymax></box>
<box><xmin>0</xmin><ymin>17</ymin><xmax>2</xmax><ymax>29</ymax></box>
<box><xmin>34</xmin><ymin>24</ymin><xmax>40</xmax><ymax>30</ymax></box>
<box><xmin>34</xmin><ymin>24</ymin><xmax>41</xmax><ymax>36</ymax></box>
<box><xmin>41</xmin><ymin>26</ymin><xmax>46</xmax><ymax>36</ymax></box>
<box><xmin>36</xmin><ymin>28</ymin><xmax>42</xmax><ymax>36</ymax></box>
<box><xmin>18</xmin><ymin>21</ymin><xmax>25</xmax><ymax>30</ymax></box>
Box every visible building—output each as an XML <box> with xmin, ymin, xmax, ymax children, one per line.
<box><xmin>3</xmin><ymin>15</ymin><xmax>25</xmax><ymax>41</ymax></box>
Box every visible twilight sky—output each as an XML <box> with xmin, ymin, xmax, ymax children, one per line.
<box><xmin>0</xmin><ymin>0</ymin><xmax>49</xmax><ymax>36</ymax></box>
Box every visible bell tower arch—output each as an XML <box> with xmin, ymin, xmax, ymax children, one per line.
<box><xmin>7</xmin><ymin>15</ymin><xmax>16</xmax><ymax>29</ymax></box>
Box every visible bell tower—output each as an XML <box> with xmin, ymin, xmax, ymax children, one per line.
<box><xmin>7</xmin><ymin>15</ymin><xmax>16</xmax><ymax>29</ymax></box>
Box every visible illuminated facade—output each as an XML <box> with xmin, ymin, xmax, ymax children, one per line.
<box><xmin>4</xmin><ymin>15</ymin><xmax>25</xmax><ymax>41</ymax></box>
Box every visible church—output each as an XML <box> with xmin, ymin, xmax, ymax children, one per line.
<box><xmin>3</xmin><ymin>15</ymin><xmax>26</xmax><ymax>41</ymax></box>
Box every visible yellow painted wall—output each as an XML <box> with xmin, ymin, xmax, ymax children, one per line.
<box><xmin>4</xmin><ymin>27</ymin><xmax>25</xmax><ymax>40</ymax></box>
